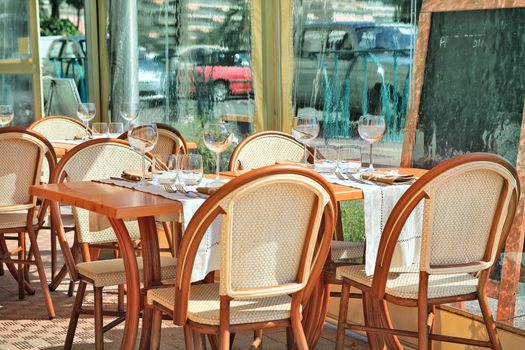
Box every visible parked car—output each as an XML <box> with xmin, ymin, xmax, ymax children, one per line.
<box><xmin>41</xmin><ymin>36</ymin><xmax>165</xmax><ymax>104</ymax></box>
<box><xmin>294</xmin><ymin>22</ymin><xmax>415</xmax><ymax>116</ymax></box>
<box><xmin>171</xmin><ymin>45</ymin><xmax>253</xmax><ymax>101</ymax></box>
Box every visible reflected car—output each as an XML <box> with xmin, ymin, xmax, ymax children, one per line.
<box><xmin>171</xmin><ymin>45</ymin><xmax>253</xmax><ymax>101</ymax></box>
<box><xmin>41</xmin><ymin>36</ymin><xmax>165</xmax><ymax>104</ymax></box>
<box><xmin>294</xmin><ymin>22</ymin><xmax>415</xmax><ymax>115</ymax></box>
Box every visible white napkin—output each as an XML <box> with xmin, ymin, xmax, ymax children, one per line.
<box><xmin>94</xmin><ymin>178</ymin><xmax>222</xmax><ymax>282</ymax></box>
<box><xmin>323</xmin><ymin>173</ymin><xmax>423</xmax><ymax>275</ymax></box>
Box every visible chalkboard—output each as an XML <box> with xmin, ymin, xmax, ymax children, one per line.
<box><xmin>406</xmin><ymin>7</ymin><xmax>525</xmax><ymax>168</ymax></box>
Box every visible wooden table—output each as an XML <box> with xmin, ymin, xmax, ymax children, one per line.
<box><xmin>30</xmin><ymin>167</ymin><xmax>425</xmax><ymax>349</ymax></box>
<box><xmin>52</xmin><ymin>141</ymin><xmax>198</xmax><ymax>158</ymax></box>
<box><xmin>30</xmin><ymin>182</ymin><xmax>182</xmax><ymax>350</ymax></box>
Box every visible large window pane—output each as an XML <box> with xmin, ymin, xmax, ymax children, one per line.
<box><xmin>0</xmin><ymin>0</ymin><xmax>31</xmax><ymax>60</ymax></box>
<box><xmin>107</xmin><ymin>0</ymin><xmax>253</xmax><ymax>172</ymax></box>
<box><xmin>0</xmin><ymin>74</ymin><xmax>34</xmax><ymax>126</ymax></box>
<box><xmin>293</xmin><ymin>0</ymin><xmax>418</xmax><ymax>167</ymax></box>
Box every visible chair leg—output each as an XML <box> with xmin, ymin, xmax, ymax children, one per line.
<box><xmin>184</xmin><ymin>325</ymin><xmax>194</xmax><ymax>349</ymax></box>
<box><xmin>479</xmin><ymin>295</ymin><xmax>502</xmax><ymax>350</ymax></box>
<box><xmin>0</xmin><ymin>261</ymin><xmax>4</xmax><ymax>275</ymax></box>
<box><xmin>65</xmin><ymin>281</ymin><xmax>87</xmax><ymax>350</ymax></box>
<box><xmin>94</xmin><ymin>286</ymin><xmax>104</xmax><ymax>350</ymax></box>
<box><xmin>0</xmin><ymin>234</ymin><xmax>34</xmax><ymax>294</ymax></box>
<box><xmin>193</xmin><ymin>330</ymin><xmax>205</xmax><ymax>350</ymax></box>
<box><xmin>428</xmin><ymin>305</ymin><xmax>436</xmax><ymax>350</ymax></box>
<box><xmin>27</xmin><ymin>226</ymin><xmax>55</xmax><ymax>319</ymax></box>
<box><xmin>286</xmin><ymin>327</ymin><xmax>295</xmax><ymax>350</ymax></box>
<box><xmin>336</xmin><ymin>280</ymin><xmax>351</xmax><ymax>350</ymax></box>
<box><xmin>18</xmin><ymin>231</ymin><xmax>25</xmax><ymax>300</ymax></box>
<box><xmin>219</xmin><ymin>296</ymin><xmax>230</xmax><ymax>350</ymax></box>
<box><xmin>50</xmin><ymin>228</ymin><xmax>57</xmax><ymax>279</ymax></box>
<box><xmin>253</xmin><ymin>330</ymin><xmax>263</xmax><ymax>349</ymax></box>
<box><xmin>418</xmin><ymin>273</ymin><xmax>429</xmax><ymax>350</ymax></box>
<box><xmin>149</xmin><ymin>308</ymin><xmax>163</xmax><ymax>350</ymax></box>
<box><xmin>140</xmin><ymin>305</ymin><xmax>154</xmax><ymax>350</ymax></box>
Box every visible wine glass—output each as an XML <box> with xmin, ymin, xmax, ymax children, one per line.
<box><xmin>177</xmin><ymin>154</ymin><xmax>204</xmax><ymax>186</ymax></box>
<box><xmin>119</xmin><ymin>102</ymin><xmax>141</xmax><ymax>128</ymax></box>
<box><xmin>108</xmin><ymin>122</ymin><xmax>124</xmax><ymax>138</ymax></box>
<box><xmin>291</xmin><ymin>116</ymin><xmax>319</xmax><ymax>166</ymax></box>
<box><xmin>357</xmin><ymin>114</ymin><xmax>386</xmax><ymax>171</ymax></box>
<box><xmin>77</xmin><ymin>103</ymin><xmax>96</xmax><ymax>138</ymax></box>
<box><xmin>0</xmin><ymin>105</ymin><xmax>14</xmax><ymax>127</ymax></box>
<box><xmin>128</xmin><ymin>123</ymin><xmax>158</xmax><ymax>186</ymax></box>
<box><xmin>203</xmin><ymin>123</ymin><xmax>232</xmax><ymax>186</ymax></box>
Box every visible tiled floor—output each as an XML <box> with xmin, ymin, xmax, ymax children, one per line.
<box><xmin>0</xmin><ymin>230</ymin><xmax>369</xmax><ymax>349</ymax></box>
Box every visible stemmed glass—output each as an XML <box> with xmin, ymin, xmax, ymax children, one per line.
<box><xmin>77</xmin><ymin>103</ymin><xmax>96</xmax><ymax>138</ymax></box>
<box><xmin>357</xmin><ymin>114</ymin><xmax>386</xmax><ymax>171</ymax></box>
<box><xmin>291</xmin><ymin>116</ymin><xmax>319</xmax><ymax>166</ymax></box>
<box><xmin>203</xmin><ymin>123</ymin><xmax>232</xmax><ymax>186</ymax></box>
<box><xmin>119</xmin><ymin>102</ymin><xmax>141</xmax><ymax>128</ymax></box>
<box><xmin>0</xmin><ymin>105</ymin><xmax>14</xmax><ymax>127</ymax></box>
<box><xmin>128</xmin><ymin>123</ymin><xmax>158</xmax><ymax>186</ymax></box>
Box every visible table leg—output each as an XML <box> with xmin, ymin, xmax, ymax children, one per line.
<box><xmin>108</xmin><ymin>218</ymin><xmax>141</xmax><ymax>350</ymax></box>
<box><xmin>137</xmin><ymin>216</ymin><xmax>162</xmax><ymax>350</ymax></box>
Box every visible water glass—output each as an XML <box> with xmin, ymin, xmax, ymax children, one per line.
<box><xmin>314</xmin><ymin>145</ymin><xmax>338</xmax><ymax>173</ymax></box>
<box><xmin>0</xmin><ymin>105</ymin><xmax>14</xmax><ymax>127</ymax></box>
<box><xmin>177</xmin><ymin>154</ymin><xmax>203</xmax><ymax>186</ymax></box>
<box><xmin>338</xmin><ymin>145</ymin><xmax>362</xmax><ymax>174</ymax></box>
<box><xmin>91</xmin><ymin>122</ymin><xmax>108</xmax><ymax>138</ymax></box>
<box><xmin>108</xmin><ymin>122</ymin><xmax>124</xmax><ymax>138</ymax></box>
<box><xmin>152</xmin><ymin>154</ymin><xmax>177</xmax><ymax>185</ymax></box>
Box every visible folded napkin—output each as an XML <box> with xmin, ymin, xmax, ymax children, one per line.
<box><xmin>196</xmin><ymin>186</ymin><xmax>220</xmax><ymax>195</ymax></box>
<box><xmin>122</xmin><ymin>168</ymin><xmax>152</xmax><ymax>181</ymax></box>
<box><xmin>361</xmin><ymin>171</ymin><xmax>415</xmax><ymax>185</ymax></box>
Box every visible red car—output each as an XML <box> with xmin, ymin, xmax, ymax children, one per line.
<box><xmin>173</xmin><ymin>47</ymin><xmax>253</xmax><ymax>101</ymax></box>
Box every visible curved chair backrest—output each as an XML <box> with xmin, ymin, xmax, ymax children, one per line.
<box><xmin>50</xmin><ymin>138</ymin><xmax>152</xmax><ymax>244</ymax></box>
<box><xmin>0</xmin><ymin>128</ymin><xmax>56</xmax><ymax>214</ymax></box>
<box><xmin>28</xmin><ymin>115</ymin><xmax>89</xmax><ymax>140</ymax></box>
<box><xmin>372</xmin><ymin>153</ymin><xmax>519</xmax><ymax>296</ymax></box>
<box><xmin>173</xmin><ymin>165</ymin><xmax>337</xmax><ymax>324</ymax></box>
<box><xmin>228</xmin><ymin>131</ymin><xmax>312</xmax><ymax>171</ymax></box>
<box><xmin>119</xmin><ymin>123</ymin><xmax>188</xmax><ymax>155</ymax></box>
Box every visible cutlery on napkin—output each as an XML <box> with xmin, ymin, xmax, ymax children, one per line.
<box><xmin>121</xmin><ymin>168</ymin><xmax>152</xmax><ymax>181</ymax></box>
<box><xmin>361</xmin><ymin>171</ymin><xmax>415</xmax><ymax>185</ymax></box>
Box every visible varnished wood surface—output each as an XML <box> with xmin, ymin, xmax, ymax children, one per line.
<box><xmin>52</xmin><ymin>142</ymin><xmax>77</xmax><ymax>157</ymax></box>
<box><xmin>422</xmin><ymin>0</ymin><xmax>525</xmax><ymax>12</ymax></box>
<box><xmin>29</xmin><ymin>182</ymin><xmax>182</xmax><ymax>219</ymax></box>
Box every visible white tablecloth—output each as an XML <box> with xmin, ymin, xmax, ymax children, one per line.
<box><xmin>94</xmin><ymin>178</ymin><xmax>221</xmax><ymax>282</ymax></box>
<box><xmin>322</xmin><ymin>174</ymin><xmax>423</xmax><ymax>275</ymax></box>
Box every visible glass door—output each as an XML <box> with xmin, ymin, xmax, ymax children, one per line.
<box><xmin>0</xmin><ymin>0</ymin><xmax>42</xmax><ymax>126</ymax></box>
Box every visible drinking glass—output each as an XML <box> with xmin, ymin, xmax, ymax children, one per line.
<box><xmin>91</xmin><ymin>122</ymin><xmax>108</xmax><ymax>138</ymax></box>
<box><xmin>108</xmin><ymin>122</ymin><xmax>124</xmax><ymax>138</ymax></box>
<box><xmin>314</xmin><ymin>145</ymin><xmax>338</xmax><ymax>173</ymax></box>
<box><xmin>177</xmin><ymin>154</ymin><xmax>204</xmax><ymax>186</ymax></box>
<box><xmin>0</xmin><ymin>105</ymin><xmax>14</xmax><ymax>127</ymax></box>
<box><xmin>358</xmin><ymin>114</ymin><xmax>385</xmax><ymax>171</ymax></box>
<box><xmin>291</xmin><ymin>116</ymin><xmax>319</xmax><ymax>166</ymax></box>
<box><xmin>119</xmin><ymin>102</ymin><xmax>141</xmax><ymax>127</ymax></box>
<box><xmin>152</xmin><ymin>154</ymin><xmax>177</xmax><ymax>185</ymax></box>
<box><xmin>203</xmin><ymin>123</ymin><xmax>232</xmax><ymax>186</ymax></box>
<box><xmin>128</xmin><ymin>123</ymin><xmax>158</xmax><ymax>186</ymax></box>
<box><xmin>77</xmin><ymin>103</ymin><xmax>96</xmax><ymax>138</ymax></box>
<box><xmin>338</xmin><ymin>145</ymin><xmax>362</xmax><ymax>174</ymax></box>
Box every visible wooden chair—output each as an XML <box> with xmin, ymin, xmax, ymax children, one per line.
<box><xmin>336</xmin><ymin>153</ymin><xmax>520</xmax><ymax>350</ymax></box>
<box><xmin>228</xmin><ymin>131</ymin><xmax>315</xmax><ymax>171</ymax></box>
<box><xmin>145</xmin><ymin>165</ymin><xmax>337</xmax><ymax>349</ymax></box>
<box><xmin>49</xmin><ymin>138</ymin><xmax>177</xmax><ymax>349</ymax></box>
<box><xmin>118</xmin><ymin>122</ymin><xmax>188</xmax><ymax>155</ymax></box>
<box><xmin>0</xmin><ymin>127</ymin><xmax>57</xmax><ymax>319</ymax></box>
<box><xmin>28</xmin><ymin>115</ymin><xmax>90</xmax><ymax>140</ymax></box>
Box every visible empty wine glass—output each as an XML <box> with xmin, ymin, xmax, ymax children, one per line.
<box><xmin>119</xmin><ymin>102</ymin><xmax>141</xmax><ymax>128</ymax></box>
<box><xmin>77</xmin><ymin>103</ymin><xmax>96</xmax><ymax>138</ymax></box>
<box><xmin>203</xmin><ymin>122</ymin><xmax>232</xmax><ymax>186</ymax></box>
<box><xmin>358</xmin><ymin>114</ymin><xmax>385</xmax><ymax>171</ymax></box>
<box><xmin>0</xmin><ymin>105</ymin><xmax>14</xmax><ymax>127</ymax></box>
<box><xmin>128</xmin><ymin>123</ymin><xmax>158</xmax><ymax>186</ymax></box>
<box><xmin>291</xmin><ymin>116</ymin><xmax>319</xmax><ymax>166</ymax></box>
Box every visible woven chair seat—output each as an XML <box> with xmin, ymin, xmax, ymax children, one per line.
<box><xmin>336</xmin><ymin>264</ymin><xmax>479</xmax><ymax>300</ymax></box>
<box><xmin>0</xmin><ymin>210</ymin><xmax>38</xmax><ymax>230</ymax></box>
<box><xmin>147</xmin><ymin>283</ymin><xmax>294</xmax><ymax>326</ymax></box>
<box><xmin>330</xmin><ymin>241</ymin><xmax>364</xmax><ymax>262</ymax></box>
<box><xmin>77</xmin><ymin>256</ymin><xmax>177</xmax><ymax>287</ymax></box>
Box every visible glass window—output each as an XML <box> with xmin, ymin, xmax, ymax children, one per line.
<box><xmin>48</xmin><ymin>41</ymin><xmax>63</xmax><ymax>59</ymax></box>
<box><xmin>0</xmin><ymin>74</ymin><xmax>34</xmax><ymax>127</ymax></box>
<box><xmin>0</xmin><ymin>0</ymin><xmax>31</xmax><ymax>60</ymax></box>
<box><xmin>107</xmin><ymin>0</ymin><xmax>254</xmax><ymax>172</ymax></box>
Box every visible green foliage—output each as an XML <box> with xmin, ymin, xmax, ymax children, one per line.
<box><xmin>40</xmin><ymin>16</ymin><xmax>80</xmax><ymax>36</ymax></box>
<box><xmin>340</xmin><ymin>200</ymin><xmax>366</xmax><ymax>242</ymax></box>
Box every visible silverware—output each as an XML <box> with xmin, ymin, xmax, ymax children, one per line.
<box><xmin>163</xmin><ymin>184</ymin><xmax>176</xmax><ymax>193</ymax></box>
<box><xmin>174</xmin><ymin>183</ymin><xmax>207</xmax><ymax>199</ymax></box>
<box><xmin>335</xmin><ymin>171</ymin><xmax>348</xmax><ymax>180</ymax></box>
<box><xmin>347</xmin><ymin>174</ymin><xmax>388</xmax><ymax>187</ymax></box>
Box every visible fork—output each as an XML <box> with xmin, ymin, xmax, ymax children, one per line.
<box><xmin>347</xmin><ymin>174</ymin><xmax>387</xmax><ymax>187</ymax></box>
<box><xmin>174</xmin><ymin>183</ymin><xmax>207</xmax><ymax>199</ymax></box>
